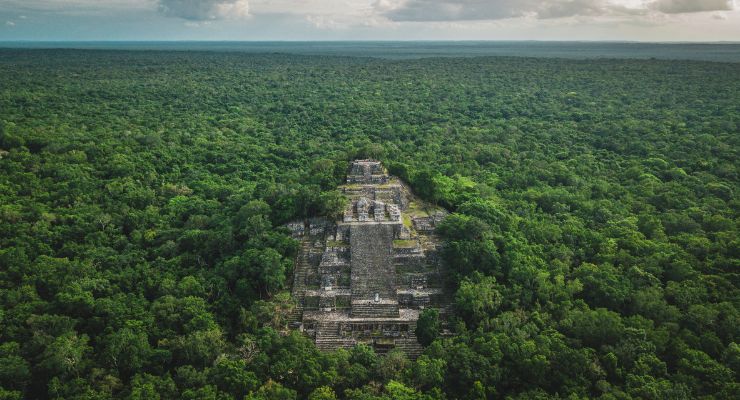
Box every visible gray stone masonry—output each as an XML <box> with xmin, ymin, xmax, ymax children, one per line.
<box><xmin>287</xmin><ymin>160</ymin><xmax>449</xmax><ymax>358</ymax></box>
<box><xmin>350</xmin><ymin>223</ymin><xmax>398</xmax><ymax>317</ymax></box>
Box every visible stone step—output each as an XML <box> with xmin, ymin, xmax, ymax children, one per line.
<box><xmin>393</xmin><ymin>337</ymin><xmax>424</xmax><ymax>359</ymax></box>
<box><xmin>285</xmin><ymin>306</ymin><xmax>304</xmax><ymax>325</ymax></box>
<box><xmin>350</xmin><ymin>303</ymin><xmax>400</xmax><ymax>318</ymax></box>
<box><xmin>314</xmin><ymin>319</ymin><xmax>360</xmax><ymax>351</ymax></box>
<box><xmin>316</xmin><ymin>339</ymin><xmax>356</xmax><ymax>351</ymax></box>
<box><xmin>291</xmin><ymin>235</ymin><xmax>314</xmax><ymax>296</ymax></box>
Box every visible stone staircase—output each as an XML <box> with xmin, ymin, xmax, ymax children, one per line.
<box><xmin>285</xmin><ymin>305</ymin><xmax>303</xmax><ymax>327</ymax></box>
<box><xmin>393</xmin><ymin>337</ymin><xmax>424</xmax><ymax>359</ymax></box>
<box><xmin>350</xmin><ymin>302</ymin><xmax>400</xmax><ymax>318</ymax></box>
<box><xmin>313</xmin><ymin>318</ymin><xmax>423</xmax><ymax>359</ymax></box>
<box><xmin>315</xmin><ymin>320</ymin><xmax>356</xmax><ymax>351</ymax></box>
<box><xmin>436</xmin><ymin>301</ymin><xmax>455</xmax><ymax>319</ymax></box>
<box><xmin>293</xmin><ymin>235</ymin><xmax>312</xmax><ymax>291</ymax></box>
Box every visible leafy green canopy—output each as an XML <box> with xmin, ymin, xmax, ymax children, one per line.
<box><xmin>0</xmin><ymin>49</ymin><xmax>737</xmax><ymax>399</ymax></box>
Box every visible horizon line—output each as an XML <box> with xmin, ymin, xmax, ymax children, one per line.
<box><xmin>1</xmin><ymin>39</ymin><xmax>739</xmax><ymax>45</ymax></box>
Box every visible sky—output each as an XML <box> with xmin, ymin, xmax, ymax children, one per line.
<box><xmin>0</xmin><ymin>0</ymin><xmax>738</xmax><ymax>42</ymax></box>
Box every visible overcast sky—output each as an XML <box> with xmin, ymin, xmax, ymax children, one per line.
<box><xmin>1</xmin><ymin>0</ymin><xmax>738</xmax><ymax>41</ymax></box>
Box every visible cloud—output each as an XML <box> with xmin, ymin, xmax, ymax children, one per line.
<box><xmin>377</xmin><ymin>0</ymin><xmax>735</xmax><ymax>21</ymax></box>
<box><xmin>649</xmin><ymin>0</ymin><xmax>734</xmax><ymax>14</ymax></box>
<box><xmin>5</xmin><ymin>20</ymin><xmax>16</xmax><ymax>27</ymax></box>
<box><xmin>306</xmin><ymin>14</ymin><xmax>347</xmax><ymax>30</ymax></box>
<box><xmin>537</xmin><ymin>0</ymin><xmax>647</xmax><ymax>19</ymax></box>
<box><xmin>379</xmin><ymin>0</ymin><xmax>649</xmax><ymax>21</ymax></box>
<box><xmin>157</xmin><ymin>0</ymin><xmax>250</xmax><ymax>21</ymax></box>
<box><xmin>0</xmin><ymin>1</ymin><xmax>151</xmax><ymax>13</ymax></box>
<box><xmin>379</xmin><ymin>0</ymin><xmax>529</xmax><ymax>21</ymax></box>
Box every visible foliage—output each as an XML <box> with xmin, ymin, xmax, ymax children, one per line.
<box><xmin>415</xmin><ymin>309</ymin><xmax>440</xmax><ymax>347</ymax></box>
<box><xmin>0</xmin><ymin>49</ymin><xmax>738</xmax><ymax>399</ymax></box>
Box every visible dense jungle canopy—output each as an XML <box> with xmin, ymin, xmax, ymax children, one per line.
<box><xmin>0</xmin><ymin>49</ymin><xmax>738</xmax><ymax>399</ymax></box>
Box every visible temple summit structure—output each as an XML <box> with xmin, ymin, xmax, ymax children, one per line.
<box><xmin>287</xmin><ymin>160</ymin><xmax>449</xmax><ymax>357</ymax></box>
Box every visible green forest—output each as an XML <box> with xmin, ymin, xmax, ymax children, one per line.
<box><xmin>0</xmin><ymin>49</ymin><xmax>738</xmax><ymax>399</ymax></box>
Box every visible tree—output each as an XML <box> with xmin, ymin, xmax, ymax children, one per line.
<box><xmin>309</xmin><ymin>386</ymin><xmax>337</xmax><ymax>400</ymax></box>
<box><xmin>415</xmin><ymin>309</ymin><xmax>440</xmax><ymax>346</ymax></box>
<box><xmin>0</xmin><ymin>343</ymin><xmax>30</xmax><ymax>392</ymax></box>
<box><xmin>437</xmin><ymin>214</ymin><xmax>501</xmax><ymax>280</ymax></box>
<box><xmin>127</xmin><ymin>373</ymin><xmax>177</xmax><ymax>400</ymax></box>
<box><xmin>38</xmin><ymin>332</ymin><xmax>90</xmax><ymax>379</ymax></box>
<box><xmin>573</xmin><ymin>263</ymin><xmax>632</xmax><ymax>311</ymax></box>
<box><xmin>171</xmin><ymin>328</ymin><xmax>226</xmax><ymax>367</ymax></box>
<box><xmin>455</xmin><ymin>273</ymin><xmax>503</xmax><ymax>327</ymax></box>
<box><xmin>409</xmin><ymin>355</ymin><xmax>446</xmax><ymax>391</ymax></box>
<box><xmin>209</xmin><ymin>356</ymin><xmax>259</xmax><ymax>398</ymax></box>
<box><xmin>412</xmin><ymin>170</ymin><xmax>440</xmax><ymax>204</ymax></box>
<box><xmin>676</xmin><ymin>348</ymin><xmax>734</xmax><ymax>396</ymax></box>
<box><xmin>234</xmin><ymin>200</ymin><xmax>272</xmax><ymax>239</ymax></box>
<box><xmin>385</xmin><ymin>380</ymin><xmax>426</xmax><ymax>400</ymax></box>
<box><xmin>319</xmin><ymin>190</ymin><xmax>348</xmax><ymax>221</ymax></box>
<box><xmin>376</xmin><ymin>349</ymin><xmax>409</xmax><ymax>382</ymax></box>
<box><xmin>245</xmin><ymin>380</ymin><xmax>297</xmax><ymax>400</ymax></box>
<box><xmin>103</xmin><ymin>321</ymin><xmax>152</xmax><ymax>377</ymax></box>
<box><xmin>559</xmin><ymin>307</ymin><xmax>625</xmax><ymax>349</ymax></box>
<box><xmin>220</xmin><ymin>247</ymin><xmax>292</xmax><ymax>300</ymax></box>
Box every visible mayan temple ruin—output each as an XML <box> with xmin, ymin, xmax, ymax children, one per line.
<box><xmin>287</xmin><ymin>160</ymin><xmax>449</xmax><ymax>357</ymax></box>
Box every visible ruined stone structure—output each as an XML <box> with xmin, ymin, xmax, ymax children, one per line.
<box><xmin>288</xmin><ymin>160</ymin><xmax>449</xmax><ymax>357</ymax></box>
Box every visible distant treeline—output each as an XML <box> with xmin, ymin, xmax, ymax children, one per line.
<box><xmin>1</xmin><ymin>41</ymin><xmax>740</xmax><ymax>62</ymax></box>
